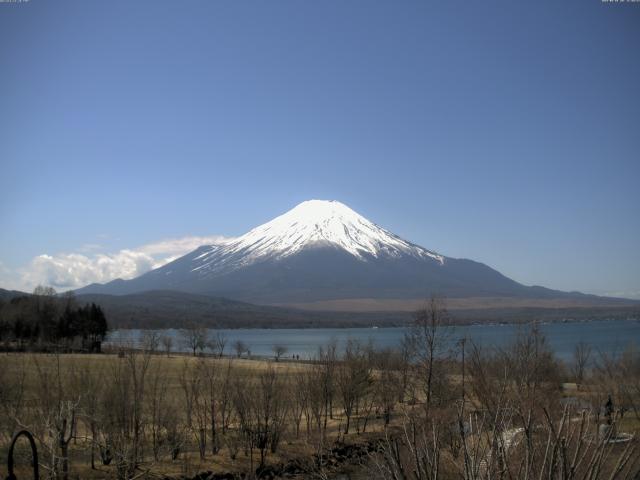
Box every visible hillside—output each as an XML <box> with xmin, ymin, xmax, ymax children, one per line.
<box><xmin>75</xmin><ymin>290</ymin><xmax>409</xmax><ymax>329</ymax></box>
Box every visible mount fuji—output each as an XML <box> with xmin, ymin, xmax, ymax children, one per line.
<box><xmin>76</xmin><ymin>200</ymin><xmax>596</xmax><ymax>306</ymax></box>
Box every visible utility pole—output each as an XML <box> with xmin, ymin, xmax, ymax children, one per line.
<box><xmin>460</xmin><ymin>337</ymin><xmax>466</xmax><ymax>407</ymax></box>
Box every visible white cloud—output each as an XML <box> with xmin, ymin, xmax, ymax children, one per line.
<box><xmin>137</xmin><ymin>235</ymin><xmax>228</xmax><ymax>263</ymax></box>
<box><xmin>0</xmin><ymin>235</ymin><xmax>230</xmax><ymax>292</ymax></box>
<box><xmin>0</xmin><ymin>261</ymin><xmax>15</xmax><ymax>290</ymax></box>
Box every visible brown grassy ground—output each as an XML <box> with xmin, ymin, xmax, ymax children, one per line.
<box><xmin>2</xmin><ymin>352</ymin><xmax>637</xmax><ymax>479</ymax></box>
<box><xmin>0</xmin><ymin>352</ymin><xmax>391</xmax><ymax>479</ymax></box>
<box><xmin>275</xmin><ymin>296</ymin><xmax>639</xmax><ymax>312</ymax></box>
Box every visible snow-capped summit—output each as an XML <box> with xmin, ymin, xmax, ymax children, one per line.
<box><xmin>76</xmin><ymin>200</ymin><xmax>552</xmax><ymax>304</ymax></box>
<box><xmin>191</xmin><ymin>200</ymin><xmax>443</xmax><ymax>275</ymax></box>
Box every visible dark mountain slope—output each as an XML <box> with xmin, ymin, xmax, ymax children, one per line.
<box><xmin>74</xmin><ymin>200</ymin><xmax>627</xmax><ymax>307</ymax></box>
<box><xmin>75</xmin><ymin>290</ymin><xmax>410</xmax><ymax>329</ymax></box>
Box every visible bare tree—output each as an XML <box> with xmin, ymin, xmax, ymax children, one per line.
<box><xmin>304</xmin><ymin>364</ymin><xmax>327</xmax><ymax>438</ymax></box>
<box><xmin>163</xmin><ymin>409</ymin><xmax>184</xmax><ymax>461</ymax></box>
<box><xmin>100</xmin><ymin>350</ymin><xmax>153</xmax><ymax>479</ymax></box>
<box><xmin>31</xmin><ymin>354</ymin><xmax>78</xmax><ymax>480</ymax></box>
<box><xmin>373</xmin><ymin>329</ymin><xmax>640</xmax><ymax>480</ymax></box>
<box><xmin>272</xmin><ymin>344</ymin><xmax>288</xmax><ymax>361</ymax></box>
<box><xmin>75</xmin><ymin>362</ymin><xmax>104</xmax><ymax>470</ymax></box>
<box><xmin>318</xmin><ymin>339</ymin><xmax>338</xmax><ymax>424</ymax></box>
<box><xmin>595</xmin><ymin>343</ymin><xmax>640</xmax><ymax>421</ymax></box>
<box><xmin>179</xmin><ymin>358</ymin><xmax>208</xmax><ymax>459</ymax></box>
<box><xmin>0</xmin><ymin>355</ymin><xmax>27</xmax><ymax>445</ymax></box>
<box><xmin>336</xmin><ymin>339</ymin><xmax>372</xmax><ymax>434</ymax></box>
<box><xmin>234</xmin><ymin>340</ymin><xmax>248</xmax><ymax>358</ymax></box>
<box><xmin>142</xmin><ymin>330</ymin><xmax>161</xmax><ymax>353</ymax></box>
<box><xmin>218</xmin><ymin>360</ymin><xmax>235</xmax><ymax>434</ymax></box>
<box><xmin>572</xmin><ymin>341</ymin><xmax>592</xmax><ymax>383</ymax></box>
<box><xmin>290</xmin><ymin>371</ymin><xmax>309</xmax><ymax>438</ymax></box>
<box><xmin>211</xmin><ymin>331</ymin><xmax>227</xmax><ymax>358</ymax></box>
<box><xmin>181</xmin><ymin>324</ymin><xmax>208</xmax><ymax>356</ymax></box>
<box><xmin>232</xmin><ymin>367</ymin><xmax>289</xmax><ymax>469</ymax></box>
<box><xmin>373</xmin><ymin>412</ymin><xmax>442</xmax><ymax>480</ymax></box>
<box><xmin>146</xmin><ymin>360</ymin><xmax>173</xmax><ymax>461</ymax></box>
<box><xmin>372</xmin><ymin>348</ymin><xmax>404</xmax><ymax>426</ymax></box>
<box><xmin>204</xmin><ymin>359</ymin><xmax>222</xmax><ymax>455</ymax></box>
<box><xmin>161</xmin><ymin>335</ymin><xmax>173</xmax><ymax>357</ymax></box>
<box><xmin>407</xmin><ymin>296</ymin><xmax>451</xmax><ymax>415</ymax></box>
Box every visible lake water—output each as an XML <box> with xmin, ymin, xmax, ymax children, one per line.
<box><xmin>106</xmin><ymin>319</ymin><xmax>640</xmax><ymax>362</ymax></box>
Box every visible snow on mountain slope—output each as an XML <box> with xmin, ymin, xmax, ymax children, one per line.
<box><xmin>78</xmin><ymin>199</ymin><xmax>572</xmax><ymax>302</ymax></box>
<box><xmin>190</xmin><ymin>200</ymin><xmax>444</xmax><ymax>276</ymax></box>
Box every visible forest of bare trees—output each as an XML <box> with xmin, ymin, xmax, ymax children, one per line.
<box><xmin>1</xmin><ymin>299</ymin><xmax>639</xmax><ymax>480</ymax></box>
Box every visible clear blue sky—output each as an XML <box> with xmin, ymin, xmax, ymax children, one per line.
<box><xmin>0</xmin><ymin>0</ymin><xmax>639</xmax><ymax>297</ymax></box>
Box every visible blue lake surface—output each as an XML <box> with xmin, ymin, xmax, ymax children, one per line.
<box><xmin>107</xmin><ymin>319</ymin><xmax>640</xmax><ymax>362</ymax></box>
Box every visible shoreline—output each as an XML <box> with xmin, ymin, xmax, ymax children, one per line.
<box><xmin>107</xmin><ymin>314</ymin><xmax>640</xmax><ymax>331</ymax></box>
<box><xmin>103</xmin><ymin>318</ymin><xmax>640</xmax><ymax>362</ymax></box>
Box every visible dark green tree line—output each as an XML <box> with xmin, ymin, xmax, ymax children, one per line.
<box><xmin>0</xmin><ymin>286</ymin><xmax>108</xmax><ymax>350</ymax></box>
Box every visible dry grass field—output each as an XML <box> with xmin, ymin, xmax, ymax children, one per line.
<box><xmin>0</xmin><ymin>350</ymin><xmax>401</xmax><ymax>479</ymax></box>
<box><xmin>1</xmin><ymin>318</ymin><xmax>639</xmax><ymax>480</ymax></box>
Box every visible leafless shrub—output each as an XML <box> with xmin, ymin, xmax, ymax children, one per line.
<box><xmin>572</xmin><ymin>341</ymin><xmax>592</xmax><ymax>383</ymax></box>
<box><xmin>99</xmin><ymin>350</ymin><xmax>152</xmax><ymax>480</ymax></box>
<box><xmin>337</xmin><ymin>339</ymin><xmax>373</xmax><ymax>434</ymax></box>
<box><xmin>142</xmin><ymin>330</ymin><xmax>161</xmax><ymax>354</ymax></box>
<box><xmin>161</xmin><ymin>334</ymin><xmax>173</xmax><ymax>357</ymax></box>
<box><xmin>372</xmin><ymin>348</ymin><xmax>405</xmax><ymax>426</ymax></box>
<box><xmin>272</xmin><ymin>344</ymin><xmax>288</xmax><ymax>361</ymax></box>
<box><xmin>406</xmin><ymin>296</ymin><xmax>452</xmax><ymax>415</ymax></box>
<box><xmin>178</xmin><ymin>358</ymin><xmax>208</xmax><ymax>459</ymax></box>
<box><xmin>0</xmin><ymin>355</ymin><xmax>27</xmax><ymax>445</ymax></box>
<box><xmin>234</xmin><ymin>340</ymin><xmax>248</xmax><ymax>358</ymax></box>
<box><xmin>371</xmin><ymin>324</ymin><xmax>639</xmax><ymax>480</ymax></box>
<box><xmin>594</xmin><ymin>343</ymin><xmax>640</xmax><ymax>421</ymax></box>
<box><xmin>210</xmin><ymin>331</ymin><xmax>227</xmax><ymax>358</ymax></box>
<box><xmin>181</xmin><ymin>324</ymin><xmax>208</xmax><ymax>356</ymax></box>
<box><xmin>232</xmin><ymin>366</ymin><xmax>290</xmax><ymax>470</ymax></box>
